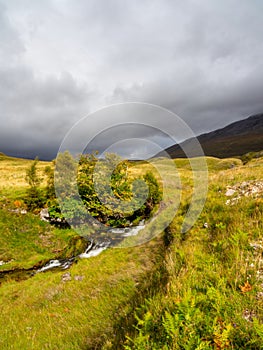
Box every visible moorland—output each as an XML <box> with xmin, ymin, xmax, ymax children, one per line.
<box><xmin>0</xmin><ymin>151</ymin><xmax>262</xmax><ymax>349</ymax></box>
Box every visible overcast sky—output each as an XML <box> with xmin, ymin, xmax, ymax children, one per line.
<box><xmin>1</xmin><ymin>0</ymin><xmax>263</xmax><ymax>159</ymax></box>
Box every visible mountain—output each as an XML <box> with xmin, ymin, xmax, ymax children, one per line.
<box><xmin>158</xmin><ymin>113</ymin><xmax>263</xmax><ymax>158</ymax></box>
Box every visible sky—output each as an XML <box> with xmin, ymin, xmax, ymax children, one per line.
<box><xmin>1</xmin><ymin>0</ymin><xmax>263</xmax><ymax>159</ymax></box>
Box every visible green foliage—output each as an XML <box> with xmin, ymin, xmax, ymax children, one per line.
<box><xmin>25</xmin><ymin>157</ymin><xmax>41</xmax><ymax>187</ymax></box>
<box><xmin>46</xmin><ymin>152</ymin><xmax>86</xmax><ymax>224</ymax></box>
<box><xmin>24</xmin><ymin>186</ymin><xmax>44</xmax><ymax>211</ymax></box>
<box><xmin>24</xmin><ymin>158</ymin><xmax>44</xmax><ymax>211</ymax></box>
<box><xmin>241</xmin><ymin>150</ymin><xmax>263</xmax><ymax>164</ymax></box>
<box><xmin>0</xmin><ymin>213</ymin><xmax>161</xmax><ymax>350</ymax></box>
<box><xmin>48</xmin><ymin>151</ymin><xmax>162</xmax><ymax>227</ymax></box>
<box><xmin>44</xmin><ymin>163</ymin><xmax>55</xmax><ymax>199</ymax></box>
<box><xmin>143</xmin><ymin>171</ymin><xmax>162</xmax><ymax>206</ymax></box>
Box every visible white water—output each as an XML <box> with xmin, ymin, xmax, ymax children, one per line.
<box><xmin>38</xmin><ymin>259</ymin><xmax>61</xmax><ymax>272</ymax></box>
<box><xmin>37</xmin><ymin>223</ymin><xmax>145</xmax><ymax>272</ymax></box>
<box><xmin>79</xmin><ymin>245</ymin><xmax>108</xmax><ymax>258</ymax></box>
<box><xmin>121</xmin><ymin>224</ymin><xmax>145</xmax><ymax>237</ymax></box>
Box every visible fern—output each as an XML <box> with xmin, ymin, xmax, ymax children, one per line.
<box><xmin>253</xmin><ymin>318</ymin><xmax>263</xmax><ymax>339</ymax></box>
<box><xmin>162</xmin><ymin>311</ymin><xmax>179</xmax><ymax>339</ymax></box>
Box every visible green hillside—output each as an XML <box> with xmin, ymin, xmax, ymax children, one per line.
<box><xmin>0</xmin><ymin>153</ymin><xmax>262</xmax><ymax>349</ymax></box>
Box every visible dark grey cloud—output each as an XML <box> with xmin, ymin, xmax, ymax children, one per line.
<box><xmin>0</xmin><ymin>66</ymin><xmax>91</xmax><ymax>159</ymax></box>
<box><xmin>111</xmin><ymin>62</ymin><xmax>263</xmax><ymax>134</ymax></box>
<box><xmin>0</xmin><ymin>0</ymin><xmax>263</xmax><ymax>159</ymax></box>
<box><xmin>84</xmin><ymin>123</ymin><xmax>174</xmax><ymax>159</ymax></box>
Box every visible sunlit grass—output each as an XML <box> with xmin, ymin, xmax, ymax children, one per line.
<box><xmin>124</xmin><ymin>155</ymin><xmax>263</xmax><ymax>350</ymax></box>
<box><xmin>0</xmin><ymin>241</ymin><xmax>162</xmax><ymax>350</ymax></box>
<box><xmin>0</xmin><ymin>153</ymin><xmax>263</xmax><ymax>348</ymax></box>
<box><xmin>0</xmin><ymin>154</ymin><xmax>50</xmax><ymax>188</ymax></box>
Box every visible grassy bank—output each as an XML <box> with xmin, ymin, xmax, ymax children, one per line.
<box><xmin>124</xmin><ymin>156</ymin><xmax>263</xmax><ymax>349</ymax></box>
<box><xmin>0</xmin><ymin>239</ymin><xmax>165</xmax><ymax>349</ymax></box>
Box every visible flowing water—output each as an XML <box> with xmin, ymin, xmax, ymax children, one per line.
<box><xmin>38</xmin><ymin>222</ymin><xmax>145</xmax><ymax>272</ymax></box>
<box><xmin>0</xmin><ymin>223</ymin><xmax>145</xmax><ymax>282</ymax></box>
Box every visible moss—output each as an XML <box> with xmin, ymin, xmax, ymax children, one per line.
<box><xmin>58</xmin><ymin>235</ymin><xmax>88</xmax><ymax>259</ymax></box>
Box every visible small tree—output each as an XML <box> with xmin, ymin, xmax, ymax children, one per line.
<box><xmin>44</xmin><ymin>162</ymin><xmax>55</xmax><ymax>199</ymax></box>
<box><xmin>48</xmin><ymin>151</ymin><xmax>162</xmax><ymax>227</ymax></box>
<box><xmin>48</xmin><ymin>151</ymin><xmax>87</xmax><ymax>225</ymax></box>
<box><xmin>24</xmin><ymin>158</ymin><xmax>44</xmax><ymax>211</ymax></box>
<box><xmin>25</xmin><ymin>157</ymin><xmax>41</xmax><ymax>187</ymax></box>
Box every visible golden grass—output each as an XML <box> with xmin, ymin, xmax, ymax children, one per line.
<box><xmin>0</xmin><ymin>155</ymin><xmax>50</xmax><ymax>189</ymax></box>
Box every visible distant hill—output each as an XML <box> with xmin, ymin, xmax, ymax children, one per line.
<box><xmin>157</xmin><ymin>113</ymin><xmax>263</xmax><ymax>158</ymax></box>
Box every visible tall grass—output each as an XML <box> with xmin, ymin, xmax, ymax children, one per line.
<box><xmin>124</xmin><ymin>156</ymin><xmax>263</xmax><ymax>349</ymax></box>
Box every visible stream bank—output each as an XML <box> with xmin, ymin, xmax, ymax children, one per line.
<box><xmin>0</xmin><ymin>223</ymin><xmax>145</xmax><ymax>284</ymax></box>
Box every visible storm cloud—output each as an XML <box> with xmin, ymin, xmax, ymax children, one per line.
<box><xmin>0</xmin><ymin>0</ymin><xmax>263</xmax><ymax>159</ymax></box>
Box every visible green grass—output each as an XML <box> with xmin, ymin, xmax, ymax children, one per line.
<box><xmin>0</xmin><ymin>153</ymin><xmax>262</xmax><ymax>349</ymax></box>
<box><xmin>0</xmin><ymin>154</ymin><xmax>167</xmax><ymax>349</ymax></box>
<box><xmin>0</xmin><ymin>241</ymin><xmax>163</xmax><ymax>350</ymax></box>
<box><xmin>0</xmin><ymin>205</ymin><xmax>80</xmax><ymax>270</ymax></box>
<box><xmin>123</xmin><ymin>156</ymin><xmax>263</xmax><ymax>350</ymax></box>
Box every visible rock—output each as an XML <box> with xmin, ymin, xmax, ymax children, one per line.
<box><xmin>250</xmin><ymin>242</ymin><xmax>263</xmax><ymax>250</ymax></box>
<box><xmin>251</xmin><ymin>186</ymin><xmax>259</xmax><ymax>194</ymax></box>
<box><xmin>61</xmin><ymin>272</ymin><xmax>71</xmax><ymax>282</ymax></box>
<box><xmin>224</xmin><ymin>180</ymin><xmax>263</xmax><ymax>205</ymax></box>
<box><xmin>242</xmin><ymin>309</ymin><xmax>256</xmax><ymax>322</ymax></box>
<box><xmin>74</xmin><ymin>275</ymin><xmax>84</xmax><ymax>281</ymax></box>
<box><xmin>59</xmin><ymin>236</ymin><xmax>88</xmax><ymax>259</ymax></box>
<box><xmin>0</xmin><ymin>259</ymin><xmax>13</xmax><ymax>266</ymax></box>
<box><xmin>40</xmin><ymin>208</ymin><xmax>50</xmax><ymax>222</ymax></box>
<box><xmin>8</xmin><ymin>209</ymin><xmax>20</xmax><ymax>213</ymax></box>
<box><xmin>225</xmin><ymin>188</ymin><xmax>235</xmax><ymax>196</ymax></box>
<box><xmin>240</xmin><ymin>181</ymin><xmax>249</xmax><ymax>188</ymax></box>
<box><xmin>256</xmin><ymin>291</ymin><xmax>263</xmax><ymax>300</ymax></box>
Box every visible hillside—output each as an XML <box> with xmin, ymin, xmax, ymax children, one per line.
<box><xmin>159</xmin><ymin>113</ymin><xmax>263</xmax><ymax>158</ymax></box>
<box><xmin>0</xmin><ymin>153</ymin><xmax>49</xmax><ymax>189</ymax></box>
<box><xmin>0</xmin><ymin>154</ymin><xmax>262</xmax><ymax>348</ymax></box>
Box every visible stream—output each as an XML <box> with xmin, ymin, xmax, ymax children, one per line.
<box><xmin>0</xmin><ymin>223</ymin><xmax>145</xmax><ymax>283</ymax></box>
<box><xmin>38</xmin><ymin>222</ymin><xmax>145</xmax><ymax>272</ymax></box>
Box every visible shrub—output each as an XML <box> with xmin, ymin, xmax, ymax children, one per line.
<box><xmin>48</xmin><ymin>151</ymin><xmax>162</xmax><ymax>228</ymax></box>
<box><xmin>24</xmin><ymin>158</ymin><xmax>44</xmax><ymax>211</ymax></box>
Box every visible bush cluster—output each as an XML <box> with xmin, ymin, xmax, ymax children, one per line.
<box><xmin>24</xmin><ymin>152</ymin><xmax>162</xmax><ymax>228</ymax></box>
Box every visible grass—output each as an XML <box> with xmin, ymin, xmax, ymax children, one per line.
<box><xmin>0</xmin><ymin>153</ymin><xmax>49</xmax><ymax>189</ymax></box>
<box><xmin>123</xmin><ymin>155</ymin><xmax>263</xmax><ymax>349</ymax></box>
<box><xmin>0</xmin><ymin>241</ymin><xmax>164</xmax><ymax>350</ymax></box>
<box><xmin>0</xmin><ymin>154</ymin><xmax>166</xmax><ymax>349</ymax></box>
<box><xmin>0</xmin><ymin>207</ymin><xmax>80</xmax><ymax>270</ymax></box>
<box><xmin>0</xmin><ymin>152</ymin><xmax>262</xmax><ymax>349</ymax></box>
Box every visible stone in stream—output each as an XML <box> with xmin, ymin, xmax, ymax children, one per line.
<box><xmin>40</xmin><ymin>208</ymin><xmax>50</xmax><ymax>222</ymax></box>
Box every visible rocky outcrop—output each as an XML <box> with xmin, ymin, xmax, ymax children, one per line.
<box><xmin>225</xmin><ymin>180</ymin><xmax>263</xmax><ymax>205</ymax></box>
